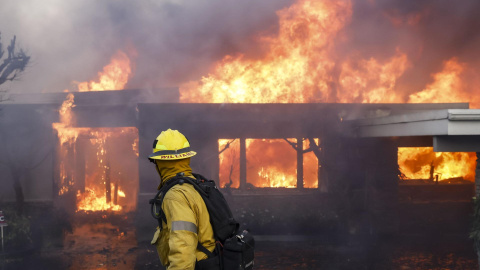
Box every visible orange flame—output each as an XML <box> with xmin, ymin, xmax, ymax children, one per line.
<box><xmin>184</xmin><ymin>0</ymin><xmax>476</xmax><ymax>186</ymax></box>
<box><xmin>401</xmin><ymin>59</ymin><xmax>478</xmax><ymax>182</ymax></box>
<box><xmin>76</xmin><ymin>186</ymin><xmax>124</xmax><ymax>212</ymax></box>
<box><xmin>338</xmin><ymin>51</ymin><xmax>409</xmax><ymax>103</ymax></box>
<box><xmin>257</xmin><ymin>167</ymin><xmax>297</xmax><ymax>188</ymax></box>
<box><xmin>180</xmin><ymin>0</ymin><xmax>353</xmax><ymax>103</ymax></box>
<box><xmin>398</xmin><ymin>147</ymin><xmax>476</xmax><ymax>182</ymax></box>
<box><xmin>53</xmin><ymin>51</ymin><xmax>138</xmax><ymax>211</ymax></box>
<box><xmin>77</xmin><ymin>50</ymin><xmax>132</xmax><ymax>92</ymax></box>
<box><xmin>219</xmin><ymin>138</ymin><xmax>319</xmax><ymax>188</ymax></box>
<box><xmin>408</xmin><ymin>58</ymin><xmax>478</xmax><ymax>107</ymax></box>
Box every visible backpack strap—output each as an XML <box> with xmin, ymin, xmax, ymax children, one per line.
<box><xmin>197</xmin><ymin>242</ymin><xmax>215</xmax><ymax>258</ymax></box>
<box><xmin>149</xmin><ymin>176</ymin><xmax>186</xmax><ymax>230</ymax></box>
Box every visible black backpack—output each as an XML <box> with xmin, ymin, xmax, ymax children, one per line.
<box><xmin>150</xmin><ymin>173</ymin><xmax>255</xmax><ymax>270</ymax></box>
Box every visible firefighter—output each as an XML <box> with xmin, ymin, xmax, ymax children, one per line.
<box><xmin>149</xmin><ymin>129</ymin><xmax>216</xmax><ymax>270</ymax></box>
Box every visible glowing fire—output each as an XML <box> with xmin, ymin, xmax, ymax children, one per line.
<box><xmin>257</xmin><ymin>167</ymin><xmax>296</xmax><ymax>188</ymax></box>
<box><xmin>338</xmin><ymin>50</ymin><xmax>408</xmax><ymax>103</ymax></box>
<box><xmin>398</xmin><ymin>147</ymin><xmax>476</xmax><ymax>182</ymax></box>
<box><xmin>51</xmin><ymin>0</ymin><xmax>478</xmax><ymax>192</ymax></box>
<box><xmin>180</xmin><ymin>0</ymin><xmax>353</xmax><ymax>103</ymax></box>
<box><xmin>181</xmin><ymin>0</ymin><xmax>477</xmax><ymax>186</ymax></box>
<box><xmin>180</xmin><ymin>0</ymin><xmax>477</xmax><ymax>107</ymax></box>
<box><xmin>408</xmin><ymin>58</ymin><xmax>480</xmax><ymax>108</ymax></box>
<box><xmin>76</xmin><ymin>50</ymin><xmax>132</xmax><ymax>92</ymax></box>
<box><xmin>77</xmin><ymin>187</ymin><xmax>123</xmax><ymax>212</ymax></box>
<box><xmin>402</xmin><ymin>58</ymin><xmax>478</xmax><ymax>182</ymax></box>
<box><xmin>219</xmin><ymin>138</ymin><xmax>319</xmax><ymax>188</ymax></box>
<box><xmin>53</xmin><ymin>50</ymin><xmax>138</xmax><ymax>212</ymax></box>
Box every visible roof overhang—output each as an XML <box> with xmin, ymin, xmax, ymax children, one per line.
<box><xmin>351</xmin><ymin>109</ymin><xmax>480</xmax><ymax>152</ymax></box>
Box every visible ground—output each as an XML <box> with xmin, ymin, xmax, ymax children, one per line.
<box><xmin>0</xmin><ymin>216</ymin><xmax>478</xmax><ymax>269</ymax></box>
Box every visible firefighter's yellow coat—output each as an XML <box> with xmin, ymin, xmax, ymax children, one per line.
<box><xmin>151</xmin><ymin>159</ymin><xmax>216</xmax><ymax>270</ymax></box>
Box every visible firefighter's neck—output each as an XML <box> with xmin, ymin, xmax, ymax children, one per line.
<box><xmin>155</xmin><ymin>158</ymin><xmax>193</xmax><ymax>189</ymax></box>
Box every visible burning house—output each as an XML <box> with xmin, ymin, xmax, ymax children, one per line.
<box><xmin>1</xmin><ymin>90</ymin><xmax>477</xmax><ymax>242</ymax></box>
<box><xmin>3</xmin><ymin>0</ymin><xmax>480</xmax><ymax>267</ymax></box>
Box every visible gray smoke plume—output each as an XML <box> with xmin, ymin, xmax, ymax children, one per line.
<box><xmin>0</xmin><ymin>0</ymin><xmax>293</xmax><ymax>93</ymax></box>
<box><xmin>1</xmin><ymin>0</ymin><xmax>480</xmax><ymax>99</ymax></box>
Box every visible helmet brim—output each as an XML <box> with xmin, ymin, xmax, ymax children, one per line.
<box><xmin>148</xmin><ymin>151</ymin><xmax>197</xmax><ymax>161</ymax></box>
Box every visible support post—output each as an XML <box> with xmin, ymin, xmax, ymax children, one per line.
<box><xmin>114</xmin><ymin>182</ymin><xmax>118</xmax><ymax>205</ymax></box>
<box><xmin>75</xmin><ymin>137</ymin><xmax>86</xmax><ymax>193</ymax></box>
<box><xmin>317</xmin><ymin>140</ymin><xmax>326</xmax><ymax>192</ymax></box>
<box><xmin>240</xmin><ymin>138</ymin><xmax>247</xmax><ymax>190</ymax></box>
<box><xmin>297</xmin><ymin>137</ymin><xmax>304</xmax><ymax>189</ymax></box>
<box><xmin>105</xmin><ymin>161</ymin><xmax>111</xmax><ymax>204</ymax></box>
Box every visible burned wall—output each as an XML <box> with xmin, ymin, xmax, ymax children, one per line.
<box><xmin>135</xmin><ymin>103</ymin><xmax>471</xmax><ymax>240</ymax></box>
<box><xmin>0</xmin><ymin>104</ymin><xmax>58</xmax><ymax>203</ymax></box>
<box><xmin>135</xmin><ymin>103</ymin><xmax>407</xmax><ymax>239</ymax></box>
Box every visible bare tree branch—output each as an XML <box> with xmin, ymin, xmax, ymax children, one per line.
<box><xmin>0</xmin><ymin>34</ymin><xmax>30</xmax><ymax>86</ymax></box>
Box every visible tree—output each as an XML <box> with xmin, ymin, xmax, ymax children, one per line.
<box><xmin>0</xmin><ymin>33</ymin><xmax>31</xmax><ymax>214</ymax></box>
<box><xmin>0</xmin><ymin>33</ymin><xmax>30</xmax><ymax>101</ymax></box>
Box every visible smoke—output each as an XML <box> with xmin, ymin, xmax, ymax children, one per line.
<box><xmin>1</xmin><ymin>0</ymin><xmax>480</xmax><ymax>101</ymax></box>
<box><xmin>344</xmin><ymin>0</ymin><xmax>480</xmax><ymax>98</ymax></box>
<box><xmin>0</xmin><ymin>0</ymin><xmax>293</xmax><ymax>93</ymax></box>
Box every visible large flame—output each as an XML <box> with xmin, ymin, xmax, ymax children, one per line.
<box><xmin>180</xmin><ymin>0</ymin><xmax>353</xmax><ymax>103</ymax></box>
<box><xmin>53</xmin><ymin>51</ymin><xmax>138</xmax><ymax>211</ymax></box>
<box><xmin>181</xmin><ymin>0</ymin><xmax>476</xmax><ymax>185</ymax></box>
<box><xmin>219</xmin><ymin>138</ymin><xmax>319</xmax><ymax>188</ymax></box>
<box><xmin>408</xmin><ymin>58</ymin><xmax>480</xmax><ymax>108</ymax></box>
<box><xmin>52</xmin><ymin>0</ymin><xmax>478</xmax><ymax>192</ymax></box>
<box><xmin>77</xmin><ymin>50</ymin><xmax>132</xmax><ymax>92</ymax></box>
<box><xmin>402</xmin><ymin>59</ymin><xmax>478</xmax><ymax>182</ymax></box>
<box><xmin>398</xmin><ymin>147</ymin><xmax>476</xmax><ymax>182</ymax></box>
<box><xmin>338</xmin><ymin>51</ymin><xmax>409</xmax><ymax>103</ymax></box>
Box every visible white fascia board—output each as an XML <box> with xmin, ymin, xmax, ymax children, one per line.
<box><xmin>353</xmin><ymin>109</ymin><xmax>480</xmax><ymax>137</ymax></box>
<box><xmin>447</xmin><ymin>109</ymin><xmax>480</xmax><ymax>121</ymax></box>
<box><xmin>447</xmin><ymin>121</ymin><xmax>480</xmax><ymax>135</ymax></box>
<box><xmin>357</xmin><ymin>119</ymin><xmax>449</xmax><ymax>137</ymax></box>
<box><xmin>355</xmin><ymin>110</ymin><xmax>449</xmax><ymax>126</ymax></box>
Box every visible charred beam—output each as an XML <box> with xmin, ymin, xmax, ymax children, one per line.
<box><xmin>240</xmin><ymin>138</ymin><xmax>246</xmax><ymax>190</ymax></box>
<box><xmin>105</xmin><ymin>161</ymin><xmax>111</xmax><ymax>204</ymax></box>
<box><xmin>297</xmin><ymin>137</ymin><xmax>303</xmax><ymax>189</ymax></box>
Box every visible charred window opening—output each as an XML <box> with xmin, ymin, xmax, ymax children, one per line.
<box><xmin>218</xmin><ymin>138</ymin><xmax>321</xmax><ymax>189</ymax></box>
<box><xmin>397</xmin><ymin>147</ymin><xmax>476</xmax><ymax>183</ymax></box>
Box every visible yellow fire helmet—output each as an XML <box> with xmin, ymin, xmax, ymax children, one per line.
<box><xmin>148</xmin><ymin>129</ymin><xmax>197</xmax><ymax>161</ymax></box>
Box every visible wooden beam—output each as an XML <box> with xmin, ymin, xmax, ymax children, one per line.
<box><xmin>297</xmin><ymin>137</ymin><xmax>303</xmax><ymax>189</ymax></box>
